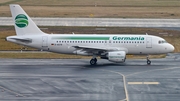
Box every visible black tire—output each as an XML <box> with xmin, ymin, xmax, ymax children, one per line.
<box><xmin>124</xmin><ymin>57</ymin><xmax>126</xmax><ymax>62</ymax></box>
<box><xmin>90</xmin><ymin>59</ymin><xmax>97</xmax><ymax>65</ymax></box>
<box><xmin>147</xmin><ymin>60</ymin><xmax>151</xmax><ymax>65</ymax></box>
<box><xmin>94</xmin><ymin>58</ymin><xmax>97</xmax><ymax>62</ymax></box>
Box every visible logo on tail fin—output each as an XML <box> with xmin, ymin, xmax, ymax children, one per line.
<box><xmin>15</xmin><ymin>14</ymin><xmax>28</xmax><ymax>28</ymax></box>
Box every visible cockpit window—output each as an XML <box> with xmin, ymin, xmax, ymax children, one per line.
<box><xmin>158</xmin><ymin>40</ymin><xmax>167</xmax><ymax>44</ymax></box>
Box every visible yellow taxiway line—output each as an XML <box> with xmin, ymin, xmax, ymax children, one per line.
<box><xmin>128</xmin><ymin>82</ymin><xmax>159</xmax><ymax>85</ymax></box>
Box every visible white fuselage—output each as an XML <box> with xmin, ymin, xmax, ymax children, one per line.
<box><xmin>7</xmin><ymin>34</ymin><xmax>174</xmax><ymax>55</ymax></box>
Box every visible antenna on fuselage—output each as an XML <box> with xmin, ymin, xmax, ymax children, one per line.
<box><xmin>72</xmin><ymin>32</ymin><xmax>75</xmax><ymax>35</ymax></box>
<box><xmin>146</xmin><ymin>33</ymin><xmax>148</xmax><ymax>35</ymax></box>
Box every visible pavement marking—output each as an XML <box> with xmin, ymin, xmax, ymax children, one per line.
<box><xmin>128</xmin><ymin>82</ymin><xmax>159</xmax><ymax>85</ymax></box>
<box><xmin>99</xmin><ymin>69</ymin><xmax>129</xmax><ymax>101</ymax></box>
<box><xmin>128</xmin><ymin>82</ymin><xmax>143</xmax><ymax>84</ymax></box>
<box><xmin>143</xmin><ymin>82</ymin><xmax>159</xmax><ymax>84</ymax></box>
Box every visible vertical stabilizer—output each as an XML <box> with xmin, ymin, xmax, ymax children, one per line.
<box><xmin>10</xmin><ymin>4</ymin><xmax>45</xmax><ymax>36</ymax></box>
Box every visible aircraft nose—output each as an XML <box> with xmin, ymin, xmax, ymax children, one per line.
<box><xmin>168</xmin><ymin>44</ymin><xmax>174</xmax><ymax>52</ymax></box>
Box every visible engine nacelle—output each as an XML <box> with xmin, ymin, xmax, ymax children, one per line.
<box><xmin>108</xmin><ymin>51</ymin><xmax>126</xmax><ymax>63</ymax></box>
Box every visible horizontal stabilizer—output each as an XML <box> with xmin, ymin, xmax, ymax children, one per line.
<box><xmin>6</xmin><ymin>36</ymin><xmax>32</xmax><ymax>43</ymax></box>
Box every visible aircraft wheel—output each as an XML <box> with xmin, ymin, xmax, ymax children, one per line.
<box><xmin>90</xmin><ymin>58</ymin><xmax>97</xmax><ymax>65</ymax></box>
<box><xmin>94</xmin><ymin>58</ymin><xmax>97</xmax><ymax>62</ymax></box>
<box><xmin>147</xmin><ymin>60</ymin><xmax>151</xmax><ymax>65</ymax></box>
<box><xmin>124</xmin><ymin>57</ymin><xmax>126</xmax><ymax>62</ymax></box>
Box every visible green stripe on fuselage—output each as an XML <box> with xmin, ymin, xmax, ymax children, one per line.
<box><xmin>52</xmin><ymin>36</ymin><xmax>110</xmax><ymax>40</ymax></box>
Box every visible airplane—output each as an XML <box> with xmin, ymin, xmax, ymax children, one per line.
<box><xmin>6</xmin><ymin>4</ymin><xmax>174</xmax><ymax>65</ymax></box>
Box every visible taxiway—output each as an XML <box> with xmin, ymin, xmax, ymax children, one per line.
<box><xmin>0</xmin><ymin>54</ymin><xmax>180</xmax><ymax>101</ymax></box>
<box><xmin>1</xmin><ymin>17</ymin><xmax>180</xmax><ymax>28</ymax></box>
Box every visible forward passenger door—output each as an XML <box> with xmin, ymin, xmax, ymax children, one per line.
<box><xmin>146</xmin><ymin>37</ymin><xmax>152</xmax><ymax>48</ymax></box>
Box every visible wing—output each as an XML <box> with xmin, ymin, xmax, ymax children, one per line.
<box><xmin>72</xmin><ymin>45</ymin><xmax>128</xmax><ymax>55</ymax></box>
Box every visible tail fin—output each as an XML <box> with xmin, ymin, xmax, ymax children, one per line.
<box><xmin>10</xmin><ymin>4</ymin><xmax>45</xmax><ymax>36</ymax></box>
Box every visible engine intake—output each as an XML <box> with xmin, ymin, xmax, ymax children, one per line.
<box><xmin>108</xmin><ymin>51</ymin><xmax>126</xmax><ymax>63</ymax></box>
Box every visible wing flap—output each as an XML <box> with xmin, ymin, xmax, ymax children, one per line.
<box><xmin>72</xmin><ymin>45</ymin><xmax>128</xmax><ymax>54</ymax></box>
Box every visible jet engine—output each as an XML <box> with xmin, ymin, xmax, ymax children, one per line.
<box><xmin>101</xmin><ymin>51</ymin><xmax>126</xmax><ymax>63</ymax></box>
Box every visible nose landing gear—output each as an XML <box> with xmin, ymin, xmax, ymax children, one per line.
<box><xmin>147</xmin><ymin>55</ymin><xmax>151</xmax><ymax>65</ymax></box>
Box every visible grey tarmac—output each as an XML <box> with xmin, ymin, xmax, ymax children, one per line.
<box><xmin>0</xmin><ymin>53</ymin><xmax>180</xmax><ymax>101</ymax></box>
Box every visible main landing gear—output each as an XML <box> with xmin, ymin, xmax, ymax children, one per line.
<box><xmin>89</xmin><ymin>55</ymin><xmax>152</xmax><ymax>65</ymax></box>
<box><xmin>90</xmin><ymin>55</ymin><xmax>97</xmax><ymax>65</ymax></box>
<box><xmin>90</xmin><ymin>58</ymin><xmax>97</xmax><ymax>65</ymax></box>
<box><xmin>147</xmin><ymin>55</ymin><xmax>151</xmax><ymax>65</ymax></box>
